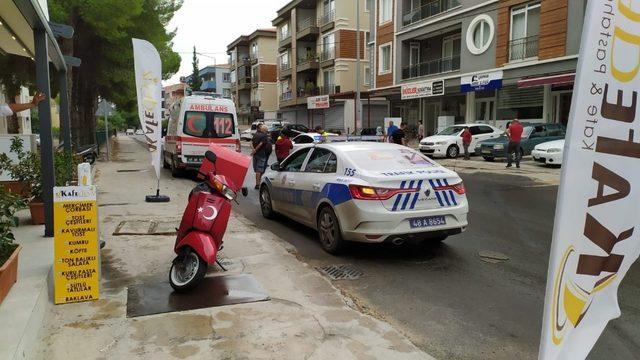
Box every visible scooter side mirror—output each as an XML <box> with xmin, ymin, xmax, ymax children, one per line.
<box><xmin>270</xmin><ymin>162</ymin><xmax>280</xmax><ymax>171</ymax></box>
<box><xmin>205</xmin><ymin>150</ymin><xmax>217</xmax><ymax>163</ymax></box>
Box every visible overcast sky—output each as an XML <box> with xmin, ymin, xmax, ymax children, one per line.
<box><xmin>165</xmin><ymin>0</ymin><xmax>290</xmax><ymax>84</ymax></box>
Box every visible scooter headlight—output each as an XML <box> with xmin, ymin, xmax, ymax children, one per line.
<box><xmin>213</xmin><ymin>178</ymin><xmax>237</xmax><ymax>201</ymax></box>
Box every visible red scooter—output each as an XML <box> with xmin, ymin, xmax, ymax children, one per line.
<box><xmin>169</xmin><ymin>145</ymin><xmax>250</xmax><ymax>292</ymax></box>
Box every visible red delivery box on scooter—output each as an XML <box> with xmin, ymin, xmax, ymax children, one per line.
<box><xmin>199</xmin><ymin>144</ymin><xmax>251</xmax><ymax>191</ymax></box>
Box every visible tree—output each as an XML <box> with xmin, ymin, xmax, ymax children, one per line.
<box><xmin>189</xmin><ymin>46</ymin><xmax>202</xmax><ymax>91</ymax></box>
<box><xmin>48</xmin><ymin>0</ymin><xmax>182</xmax><ymax>146</ymax></box>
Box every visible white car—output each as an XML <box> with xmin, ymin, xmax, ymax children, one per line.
<box><xmin>241</xmin><ymin>128</ymin><xmax>253</xmax><ymax>141</ymax></box>
<box><xmin>259</xmin><ymin>142</ymin><xmax>469</xmax><ymax>254</ymax></box>
<box><xmin>419</xmin><ymin>124</ymin><xmax>502</xmax><ymax>158</ymax></box>
<box><xmin>126</xmin><ymin>128</ymin><xmax>135</xmax><ymax>135</ymax></box>
<box><xmin>532</xmin><ymin>139</ymin><xmax>564</xmax><ymax>166</ymax></box>
<box><xmin>291</xmin><ymin>132</ymin><xmax>339</xmax><ymax>150</ymax></box>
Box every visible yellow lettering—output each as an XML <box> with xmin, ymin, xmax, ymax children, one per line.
<box><xmin>619</xmin><ymin>0</ymin><xmax>640</xmax><ymax>23</ymax></box>
<box><xmin>612</xmin><ymin>26</ymin><xmax>640</xmax><ymax>82</ymax></box>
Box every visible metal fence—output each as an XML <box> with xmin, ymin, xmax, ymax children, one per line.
<box><xmin>402</xmin><ymin>0</ymin><xmax>460</xmax><ymax>27</ymax></box>
<box><xmin>508</xmin><ymin>35</ymin><xmax>539</xmax><ymax>62</ymax></box>
<box><xmin>402</xmin><ymin>55</ymin><xmax>460</xmax><ymax>79</ymax></box>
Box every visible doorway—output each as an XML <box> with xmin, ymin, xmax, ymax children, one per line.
<box><xmin>552</xmin><ymin>91</ymin><xmax>572</xmax><ymax>126</ymax></box>
<box><xmin>424</xmin><ymin>102</ymin><xmax>441</xmax><ymax>136</ymax></box>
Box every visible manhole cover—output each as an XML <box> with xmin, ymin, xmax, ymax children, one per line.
<box><xmin>117</xmin><ymin>169</ymin><xmax>147</xmax><ymax>173</ymax></box>
<box><xmin>113</xmin><ymin>220</ymin><xmax>179</xmax><ymax>236</ymax></box>
<box><xmin>478</xmin><ymin>250</ymin><xmax>510</xmax><ymax>264</ymax></box>
<box><xmin>317</xmin><ymin>264</ymin><xmax>363</xmax><ymax>280</ymax></box>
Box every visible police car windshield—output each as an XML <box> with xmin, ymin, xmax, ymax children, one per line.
<box><xmin>437</xmin><ymin>126</ymin><xmax>464</xmax><ymax>136</ymax></box>
<box><xmin>345</xmin><ymin>148</ymin><xmax>436</xmax><ymax>170</ymax></box>
<box><xmin>184</xmin><ymin>112</ymin><xmax>234</xmax><ymax>138</ymax></box>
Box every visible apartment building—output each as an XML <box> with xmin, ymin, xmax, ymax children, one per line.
<box><xmin>162</xmin><ymin>83</ymin><xmax>187</xmax><ymax>121</ymax></box>
<box><xmin>184</xmin><ymin>65</ymin><xmax>232</xmax><ymax>98</ymax></box>
<box><xmin>227</xmin><ymin>29</ymin><xmax>279</xmax><ymax>125</ymax></box>
<box><xmin>369</xmin><ymin>0</ymin><xmax>586</xmax><ymax>136</ymax></box>
<box><xmin>273</xmin><ymin>0</ymin><xmax>388</xmax><ymax>133</ymax></box>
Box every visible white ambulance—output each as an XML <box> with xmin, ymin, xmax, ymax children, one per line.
<box><xmin>164</xmin><ymin>92</ymin><xmax>241</xmax><ymax>176</ymax></box>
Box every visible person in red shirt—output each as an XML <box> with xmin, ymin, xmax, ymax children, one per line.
<box><xmin>506</xmin><ymin>119</ymin><xmax>524</xmax><ymax>168</ymax></box>
<box><xmin>275</xmin><ymin>132</ymin><xmax>293</xmax><ymax>163</ymax></box>
<box><xmin>461</xmin><ymin>127</ymin><xmax>472</xmax><ymax>160</ymax></box>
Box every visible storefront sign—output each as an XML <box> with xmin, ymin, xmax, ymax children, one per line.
<box><xmin>307</xmin><ymin>95</ymin><xmax>330</xmax><ymax>109</ymax></box>
<box><xmin>401</xmin><ymin>80</ymin><xmax>444</xmax><ymax>100</ymax></box>
<box><xmin>53</xmin><ymin>186</ymin><xmax>100</xmax><ymax>304</ymax></box>
<box><xmin>540</xmin><ymin>1</ymin><xmax>640</xmax><ymax>359</ymax></box>
<box><xmin>460</xmin><ymin>71</ymin><xmax>503</xmax><ymax>92</ymax></box>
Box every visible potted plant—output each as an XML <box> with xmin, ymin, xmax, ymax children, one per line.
<box><xmin>0</xmin><ymin>138</ymin><xmax>30</xmax><ymax>198</ymax></box>
<box><xmin>0</xmin><ymin>186</ymin><xmax>25</xmax><ymax>304</ymax></box>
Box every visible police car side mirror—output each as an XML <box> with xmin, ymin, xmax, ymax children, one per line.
<box><xmin>270</xmin><ymin>162</ymin><xmax>281</xmax><ymax>171</ymax></box>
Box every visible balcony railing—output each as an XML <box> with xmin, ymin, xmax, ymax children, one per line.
<box><xmin>319</xmin><ymin>9</ymin><xmax>335</xmax><ymax>26</ymax></box>
<box><xmin>320</xmin><ymin>47</ymin><xmax>335</xmax><ymax>62</ymax></box>
<box><xmin>402</xmin><ymin>55</ymin><xmax>460</xmax><ymax>79</ymax></box>
<box><xmin>280</xmin><ymin>31</ymin><xmax>291</xmax><ymax>42</ymax></box>
<box><xmin>297</xmin><ymin>86</ymin><xmax>320</xmax><ymax>98</ymax></box>
<box><xmin>320</xmin><ymin>84</ymin><xmax>336</xmax><ymax>95</ymax></box>
<box><xmin>297</xmin><ymin>54</ymin><xmax>318</xmax><ymax>65</ymax></box>
<box><xmin>403</xmin><ymin>0</ymin><xmax>460</xmax><ymax>27</ymax></box>
<box><xmin>297</xmin><ymin>17</ymin><xmax>317</xmax><ymax>31</ymax></box>
<box><xmin>509</xmin><ymin>35</ymin><xmax>539</xmax><ymax>62</ymax></box>
<box><xmin>280</xmin><ymin>62</ymin><xmax>291</xmax><ymax>71</ymax></box>
<box><xmin>280</xmin><ymin>91</ymin><xmax>293</xmax><ymax>102</ymax></box>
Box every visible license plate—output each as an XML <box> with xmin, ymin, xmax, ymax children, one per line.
<box><xmin>482</xmin><ymin>149</ymin><xmax>491</xmax><ymax>154</ymax></box>
<box><xmin>409</xmin><ymin>215</ymin><xmax>446</xmax><ymax>229</ymax></box>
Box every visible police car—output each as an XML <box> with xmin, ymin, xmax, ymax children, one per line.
<box><xmin>259</xmin><ymin>142</ymin><xmax>468</xmax><ymax>254</ymax></box>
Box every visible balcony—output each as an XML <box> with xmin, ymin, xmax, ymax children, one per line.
<box><xmin>318</xmin><ymin>10</ymin><xmax>335</xmax><ymax>32</ymax></box>
<box><xmin>238</xmin><ymin>105</ymin><xmax>251</xmax><ymax>115</ymax></box>
<box><xmin>280</xmin><ymin>90</ymin><xmax>295</xmax><ymax>107</ymax></box>
<box><xmin>509</xmin><ymin>36</ymin><xmax>539</xmax><ymax>62</ymax></box>
<box><xmin>297</xmin><ymin>18</ymin><xmax>319</xmax><ymax>40</ymax></box>
<box><xmin>238</xmin><ymin>76</ymin><xmax>252</xmax><ymax>90</ymax></box>
<box><xmin>200</xmin><ymin>80</ymin><xmax>216</xmax><ymax>92</ymax></box>
<box><xmin>279</xmin><ymin>32</ymin><xmax>292</xmax><ymax>51</ymax></box>
<box><xmin>279</xmin><ymin>62</ymin><xmax>292</xmax><ymax>79</ymax></box>
<box><xmin>250</xmin><ymin>56</ymin><xmax>259</xmax><ymax>65</ymax></box>
<box><xmin>402</xmin><ymin>55</ymin><xmax>460</xmax><ymax>80</ymax></box>
<box><xmin>402</xmin><ymin>0</ymin><xmax>461</xmax><ymax>27</ymax></box>
<box><xmin>320</xmin><ymin>47</ymin><xmax>335</xmax><ymax>67</ymax></box>
<box><xmin>320</xmin><ymin>84</ymin><xmax>337</xmax><ymax>95</ymax></box>
<box><xmin>251</xmin><ymin>74</ymin><xmax>260</xmax><ymax>88</ymax></box>
<box><xmin>297</xmin><ymin>55</ymin><xmax>319</xmax><ymax>72</ymax></box>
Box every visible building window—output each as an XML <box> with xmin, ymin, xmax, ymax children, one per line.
<box><xmin>365</xmin><ymin>0</ymin><xmax>373</xmax><ymax>12</ymax></box>
<box><xmin>280</xmin><ymin>52</ymin><xmax>290</xmax><ymax>69</ymax></box>
<box><xmin>280</xmin><ymin>23</ymin><xmax>290</xmax><ymax>39</ymax></box>
<box><xmin>251</xmin><ymin>42</ymin><xmax>258</xmax><ymax>59</ymax></box>
<box><xmin>251</xmin><ymin>65</ymin><xmax>259</xmax><ymax>82</ymax></box>
<box><xmin>223</xmin><ymin>88</ymin><xmax>231</xmax><ymax>98</ymax></box>
<box><xmin>466</xmin><ymin>14</ymin><xmax>494</xmax><ymax>55</ymax></box>
<box><xmin>379</xmin><ymin>0</ymin><xmax>392</xmax><ymax>24</ymax></box>
<box><xmin>509</xmin><ymin>2</ymin><xmax>540</xmax><ymax>61</ymax></box>
<box><xmin>364</xmin><ymin>66</ymin><xmax>371</xmax><ymax>86</ymax></box>
<box><xmin>378</xmin><ymin>42</ymin><xmax>391</xmax><ymax>74</ymax></box>
<box><xmin>323</xmin><ymin>69</ymin><xmax>336</xmax><ymax>94</ymax></box>
<box><xmin>230</xmin><ymin>70</ymin><xmax>236</xmax><ymax>83</ymax></box>
<box><xmin>223</xmin><ymin>73</ymin><xmax>230</xmax><ymax>83</ymax></box>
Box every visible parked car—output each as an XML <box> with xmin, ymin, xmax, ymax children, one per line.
<box><xmin>532</xmin><ymin>139</ymin><xmax>565</xmax><ymax>166</ymax></box>
<box><xmin>126</xmin><ymin>128</ymin><xmax>135</xmax><ymax>135</ymax></box>
<box><xmin>419</xmin><ymin>124</ymin><xmax>502</xmax><ymax>158</ymax></box>
<box><xmin>240</xmin><ymin>128</ymin><xmax>253</xmax><ymax>141</ymax></box>
<box><xmin>259</xmin><ymin>142</ymin><xmax>468</xmax><ymax>254</ymax></box>
<box><xmin>291</xmin><ymin>132</ymin><xmax>339</xmax><ymax>150</ymax></box>
<box><xmin>476</xmin><ymin>123</ymin><xmax>566</xmax><ymax>161</ymax></box>
<box><xmin>281</xmin><ymin>123</ymin><xmax>309</xmax><ymax>137</ymax></box>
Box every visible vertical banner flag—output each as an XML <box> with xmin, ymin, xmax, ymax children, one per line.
<box><xmin>132</xmin><ymin>38</ymin><xmax>162</xmax><ymax>180</ymax></box>
<box><xmin>540</xmin><ymin>1</ymin><xmax>640</xmax><ymax>359</ymax></box>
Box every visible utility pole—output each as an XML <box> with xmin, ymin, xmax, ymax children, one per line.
<box><xmin>355</xmin><ymin>0</ymin><xmax>362</xmax><ymax>135</ymax></box>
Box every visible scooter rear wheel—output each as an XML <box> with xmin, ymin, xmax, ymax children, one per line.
<box><xmin>169</xmin><ymin>250</ymin><xmax>207</xmax><ymax>293</ymax></box>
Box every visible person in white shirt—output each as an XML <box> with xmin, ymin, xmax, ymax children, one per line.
<box><xmin>0</xmin><ymin>91</ymin><xmax>46</xmax><ymax>116</ymax></box>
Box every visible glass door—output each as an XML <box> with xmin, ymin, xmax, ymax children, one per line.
<box><xmin>475</xmin><ymin>99</ymin><xmax>495</xmax><ymax>121</ymax></box>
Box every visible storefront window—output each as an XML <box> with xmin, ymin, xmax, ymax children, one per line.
<box><xmin>497</xmin><ymin>86</ymin><xmax>543</xmax><ymax>120</ymax></box>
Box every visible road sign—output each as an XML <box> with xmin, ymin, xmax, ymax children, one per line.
<box><xmin>53</xmin><ymin>186</ymin><xmax>100</xmax><ymax>304</ymax></box>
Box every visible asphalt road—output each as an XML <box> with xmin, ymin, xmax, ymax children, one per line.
<box><xmin>174</xmin><ymin>140</ymin><xmax>640</xmax><ymax>360</ymax></box>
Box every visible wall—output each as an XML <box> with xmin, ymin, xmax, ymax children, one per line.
<box><xmin>334</xmin><ymin>0</ymin><xmax>370</xmax><ymax>30</ymax></box>
<box><xmin>459</xmin><ymin>5</ymin><xmax>498</xmax><ymax>74</ymax></box>
<box><xmin>336</xmin><ymin>29</ymin><xmax>366</xmax><ymax>59</ymax></box>
<box><xmin>257</xmin><ymin>36</ymin><xmax>278</xmax><ymax>64</ymax></box>
<box><xmin>376</xmin><ymin>0</ymin><xmax>394</xmax><ymax>88</ymax></box>
<box><xmin>259</xmin><ymin>64</ymin><xmax>278</xmax><ymax>83</ymax></box>
<box><xmin>258</xmin><ymin>83</ymin><xmax>278</xmax><ymax>112</ymax></box>
<box><xmin>565</xmin><ymin>0</ymin><xmax>586</xmax><ymax>55</ymax></box>
<box><xmin>334</xmin><ymin>60</ymin><xmax>370</xmax><ymax>93</ymax></box>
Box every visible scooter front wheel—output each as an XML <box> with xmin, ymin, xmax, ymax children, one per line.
<box><xmin>169</xmin><ymin>250</ymin><xmax>207</xmax><ymax>293</ymax></box>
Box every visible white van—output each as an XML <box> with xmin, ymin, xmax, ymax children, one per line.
<box><xmin>164</xmin><ymin>93</ymin><xmax>240</xmax><ymax>176</ymax></box>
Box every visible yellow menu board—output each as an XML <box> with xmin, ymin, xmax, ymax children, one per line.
<box><xmin>53</xmin><ymin>186</ymin><xmax>99</xmax><ymax>304</ymax></box>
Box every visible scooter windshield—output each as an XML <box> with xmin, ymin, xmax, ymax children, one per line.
<box><xmin>199</xmin><ymin>144</ymin><xmax>250</xmax><ymax>192</ymax></box>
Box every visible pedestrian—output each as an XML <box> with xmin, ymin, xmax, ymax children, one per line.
<box><xmin>418</xmin><ymin>120</ymin><xmax>424</xmax><ymax>141</ymax></box>
<box><xmin>275</xmin><ymin>132</ymin><xmax>293</xmax><ymax>163</ymax></box>
<box><xmin>251</xmin><ymin>124</ymin><xmax>272</xmax><ymax>189</ymax></box>
<box><xmin>387</xmin><ymin>121</ymin><xmax>398</xmax><ymax>142</ymax></box>
<box><xmin>0</xmin><ymin>91</ymin><xmax>46</xmax><ymax>116</ymax></box>
<box><xmin>392</xmin><ymin>122</ymin><xmax>407</xmax><ymax>146</ymax></box>
<box><xmin>505</xmin><ymin>118</ymin><xmax>524</xmax><ymax>168</ymax></box>
<box><xmin>461</xmin><ymin>126</ymin><xmax>472</xmax><ymax>160</ymax></box>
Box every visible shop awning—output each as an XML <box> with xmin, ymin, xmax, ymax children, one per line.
<box><xmin>518</xmin><ymin>73</ymin><xmax>575</xmax><ymax>88</ymax></box>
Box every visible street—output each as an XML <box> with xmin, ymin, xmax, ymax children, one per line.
<box><xmin>223</xmin><ymin>142</ymin><xmax>640</xmax><ymax>360</ymax></box>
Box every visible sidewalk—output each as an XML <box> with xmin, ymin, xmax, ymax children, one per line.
<box><xmin>34</xmin><ymin>136</ymin><xmax>433</xmax><ymax>359</ymax></box>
